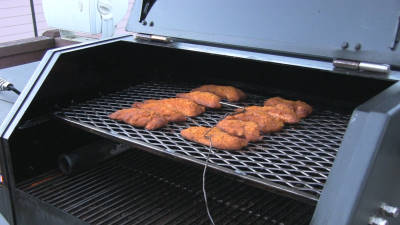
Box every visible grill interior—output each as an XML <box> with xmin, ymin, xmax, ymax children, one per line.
<box><xmin>17</xmin><ymin>149</ymin><xmax>314</xmax><ymax>225</ymax></box>
<box><xmin>55</xmin><ymin>82</ymin><xmax>351</xmax><ymax>203</ymax></box>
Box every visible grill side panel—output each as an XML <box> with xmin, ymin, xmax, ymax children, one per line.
<box><xmin>312</xmin><ymin>82</ymin><xmax>400</xmax><ymax>225</ymax></box>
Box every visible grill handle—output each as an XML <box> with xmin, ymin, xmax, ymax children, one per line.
<box><xmin>58</xmin><ymin>140</ymin><xmax>129</xmax><ymax>175</ymax></box>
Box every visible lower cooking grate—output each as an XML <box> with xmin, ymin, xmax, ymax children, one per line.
<box><xmin>18</xmin><ymin>150</ymin><xmax>314</xmax><ymax>225</ymax></box>
<box><xmin>55</xmin><ymin>82</ymin><xmax>351</xmax><ymax>203</ymax></box>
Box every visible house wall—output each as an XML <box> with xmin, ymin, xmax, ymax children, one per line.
<box><xmin>0</xmin><ymin>0</ymin><xmax>135</xmax><ymax>43</ymax></box>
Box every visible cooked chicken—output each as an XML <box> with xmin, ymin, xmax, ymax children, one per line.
<box><xmin>133</xmin><ymin>101</ymin><xmax>186</xmax><ymax>122</ymax></box>
<box><xmin>264</xmin><ymin>97</ymin><xmax>312</xmax><ymax>118</ymax></box>
<box><xmin>181</xmin><ymin>126</ymin><xmax>248</xmax><ymax>150</ymax></box>
<box><xmin>236</xmin><ymin>105</ymin><xmax>299</xmax><ymax>124</ymax></box>
<box><xmin>176</xmin><ymin>91</ymin><xmax>221</xmax><ymax>109</ymax></box>
<box><xmin>109</xmin><ymin>108</ymin><xmax>168</xmax><ymax>130</ymax></box>
<box><xmin>133</xmin><ymin>98</ymin><xmax>206</xmax><ymax>117</ymax></box>
<box><xmin>192</xmin><ymin>84</ymin><xmax>246</xmax><ymax>102</ymax></box>
<box><xmin>225</xmin><ymin>110</ymin><xmax>284</xmax><ymax>133</ymax></box>
<box><xmin>216</xmin><ymin>119</ymin><xmax>262</xmax><ymax>142</ymax></box>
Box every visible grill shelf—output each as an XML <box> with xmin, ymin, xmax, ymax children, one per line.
<box><xmin>18</xmin><ymin>150</ymin><xmax>314</xmax><ymax>225</ymax></box>
<box><xmin>55</xmin><ymin>82</ymin><xmax>351</xmax><ymax>203</ymax></box>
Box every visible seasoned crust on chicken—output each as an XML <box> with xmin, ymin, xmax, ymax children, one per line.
<box><xmin>109</xmin><ymin>108</ymin><xmax>168</xmax><ymax>130</ymax></box>
<box><xmin>225</xmin><ymin>110</ymin><xmax>284</xmax><ymax>133</ymax></box>
<box><xmin>264</xmin><ymin>97</ymin><xmax>312</xmax><ymax>118</ymax></box>
<box><xmin>132</xmin><ymin>102</ymin><xmax>186</xmax><ymax>122</ymax></box>
<box><xmin>181</xmin><ymin>126</ymin><xmax>248</xmax><ymax>150</ymax></box>
<box><xmin>192</xmin><ymin>85</ymin><xmax>246</xmax><ymax>102</ymax></box>
<box><xmin>236</xmin><ymin>105</ymin><xmax>300</xmax><ymax>124</ymax></box>
<box><xmin>216</xmin><ymin>119</ymin><xmax>262</xmax><ymax>142</ymax></box>
<box><xmin>134</xmin><ymin>98</ymin><xmax>206</xmax><ymax>117</ymax></box>
<box><xmin>176</xmin><ymin>91</ymin><xmax>221</xmax><ymax>109</ymax></box>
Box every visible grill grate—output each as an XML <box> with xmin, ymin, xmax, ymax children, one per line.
<box><xmin>18</xmin><ymin>150</ymin><xmax>314</xmax><ymax>225</ymax></box>
<box><xmin>55</xmin><ymin>82</ymin><xmax>351</xmax><ymax>202</ymax></box>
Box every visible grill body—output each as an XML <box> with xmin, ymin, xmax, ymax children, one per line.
<box><xmin>0</xmin><ymin>36</ymin><xmax>399</xmax><ymax>225</ymax></box>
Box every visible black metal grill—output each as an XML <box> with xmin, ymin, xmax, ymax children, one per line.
<box><xmin>55</xmin><ymin>82</ymin><xmax>351</xmax><ymax>203</ymax></box>
<box><xmin>18</xmin><ymin>150</ymin><xmax>314</xmax><ymax>225</ymax></box>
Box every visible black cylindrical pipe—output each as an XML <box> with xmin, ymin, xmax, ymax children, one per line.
<box><xmin>58</xmin><ymin>140</ymin><xmax>129</xmax><ymax>175</ymax></box>
<box><xmin>29</xmin><ymin>0</ymin><xmax>38</xmax><ymax>37</ymax></box>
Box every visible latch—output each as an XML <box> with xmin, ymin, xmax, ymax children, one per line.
<box><xmin>333</xmin><ymin>59</ymin><xmax>391</xmax><ymax>74</ymax></box>
<box><xmin>135</xmin><ymin>33</ymin><xmax>172</xmax><ymax>43</ymax></box>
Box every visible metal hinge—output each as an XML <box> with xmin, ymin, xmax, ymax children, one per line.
<box><xmin>135</xmin><ymin>33</ymin><xmax>172</xmax><ymax>43</ymax></box>
<box><xmin>333</xmin><ymin>59</ymin><xmax>391</xmax><ymax>74</ymax></box>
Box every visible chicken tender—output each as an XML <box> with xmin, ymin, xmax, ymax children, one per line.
<box><xmin>181</xmin><ymin>126</ymin><xmax>248</xmax><ymax>150</ymax></box>
<box><xmin>133</xmin><ymin>102</ymin><xmax>186</xmax><ymax>122</ymax></box>
<box><xmin>176</xmin><ymin>91</ymin><xmax>221</xmax><ymax>109</ymax></box>
<box><xmin>192</xmin><ymin>84</ymin><xmax>246</xmax><ymax>102</ymax></box>
<box><xmin>236</xmin><ymin>105</ymin><xmax>299</xmax><ymax>124</ymax></box>
<box><xmin>216</xmin><ymin>119</ymin><xmax>262</xmax><ymax>142</ymax></box>
<box><xmin>264</xmin><ymin>97</ymin><xmax>312</xmax><ymax>118</ymax></box>
<box><xmin>225</xmin><ymin>110</ymin><xmax>284</xmax><ymax>133</ymax></box>
<box><xmin>134</xmin><ymin>98</ymin><xmax>205</xmax><ymax>117</ymax></box>
<box><xmin>109</xmin><ymin>108</ymin><xmax>167</xmax><ymax>130</ymax></box>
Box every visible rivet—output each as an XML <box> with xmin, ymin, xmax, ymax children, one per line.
<box><xmin>142</xmin><ymin>21</ymin><xmax>147</xmax><ymax>26</ymax></box>
<box><xmin>380</xmin><ymin>202</ymin><xmax>399</xmax><ymax>218</ymax></box>
<box><xmin>149</xmin><ymin>21</ymin><xmax>154</xmax><ymax>27</ymax></box>
<box><xmin>368</xmin><ymin>217</ymin><xmax>387</xmax><ymax>225</ymax></box>
<box><xmin>355</xmin><ymin>43</ymin><xmax>362</xmax><ymax>51</ymax></box>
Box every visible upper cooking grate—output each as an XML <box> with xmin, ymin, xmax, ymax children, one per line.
<box><xmin>55</xmin><ymin>82</ymin><xmax>351</xmax><ymax>203</ymax></box>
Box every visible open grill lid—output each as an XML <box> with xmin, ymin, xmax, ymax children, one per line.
<box><xmin>126</xmin><ymin>0</ymin><xmax>400</xmax><ymax>68</ymax></box>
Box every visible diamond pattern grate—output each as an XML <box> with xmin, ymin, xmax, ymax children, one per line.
<box><xmin>55</xmin><ymin>82</ymin><xmax>351</xmax><ymax>203</ymax></box>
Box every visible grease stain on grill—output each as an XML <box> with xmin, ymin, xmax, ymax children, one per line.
<box><xmin>55</xmin><ymin>82</ymin><xmax>351</xmax><ymax>202</ymax></box>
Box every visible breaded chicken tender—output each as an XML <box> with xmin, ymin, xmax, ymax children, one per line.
<box><xmin>109</xmin><ymin>108</ymin><xmax>167</xmax><ymax>130</ymax></box>
<box><xmin>264</xmin><ymin>97</ymin><xmax>312</xmax><ymax>118</ymax></box>
<box><xmin>132</xmin><ymin>101</ymin><xmax>186</xmax><ymax>122</ymax></box>
<box><xmin>134</xmin><ymin>98</ymin><xmax>205</xmax><ymax>117</ymax></box>
<box><xmin>216</xmin><ymin>119</ymin><xmax>262</xmax><ymax>142</ymax></box>
<box><xmin>236</xmin><ymin>105</ymin><xmax>299</xmax><ymax>124</ymax></box>
<box><xmin>181</xmin><ymin>126</ymin><xmax>248</xmax><ymax>150</ymax></box>
<box><xmin>176</xmin><ymin>91</ymin><xmax>221</xmax><ymax>109</ymax></box>
<box><xmin>192</xmin><ymin>84</ymin><xmax>246</xmax><ymax>102</ymax></box>
<box><xmin>225</xmin><ymin>110</ymin><xmax>284</xmax><ymax>133</ymax></box>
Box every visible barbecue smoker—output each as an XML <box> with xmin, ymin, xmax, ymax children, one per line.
<box><xmin>1</xmin><ymin>1</ymin><xmax>400</xmax><ymax>225</ymax></box>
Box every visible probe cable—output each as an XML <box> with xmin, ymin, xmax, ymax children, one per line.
<box><xmin>188</xmin><ymin>105</ymin><xmax>245</xmax><ymax>225</ymax></box>
<box><xmin>0</xmin><ymin>77</ymin><xmax>21</xmax><ymax>95</ymax></box>
<box><xmin>203</xmin><ymin>131</ymin><xmax>216</xmax><ymax>225</ymax></box>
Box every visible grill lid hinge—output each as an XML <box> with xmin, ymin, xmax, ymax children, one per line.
<box><xmin>135</xmin><ymin>33</ymin><xmax>172</xmax><ymax>43</ymax></box>
<box><xmin>333</xmin><ymin>59</ymin><xmax>391</xmax><ymax>74</ymax></box>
